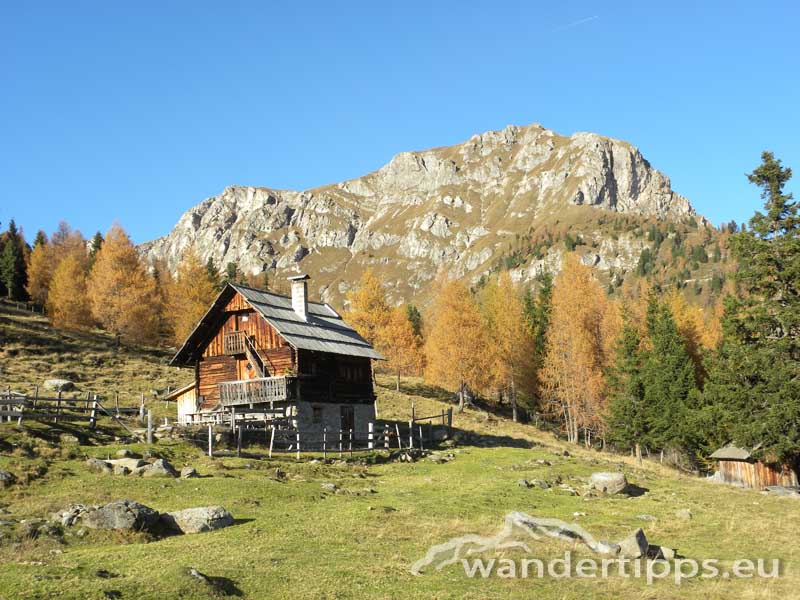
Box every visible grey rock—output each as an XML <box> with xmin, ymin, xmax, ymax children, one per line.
<box><xmin>108</xmin><ymin>458</ymin><xmax>146</xmax><ymax>470</ymax></box>
<box><xmin>116</xmin><ymin>449</ymin><xmax>136</xmax><ymax>458</ymax></box>
<box><xmin>618</xmin><ymin>528</ymin><xmax>649</xmax><ymax>558</ymax></box>
<box><xmin>675</xmin><ymin>508</ymin><xmax>693</xmax><ymax>520</ymax></box>
<box><xmin>321</xmin><ymin>482</ymin><xmax>338</xmax><ymax>492</ymax></box>
<box><xmin>531</xmin><ymin>479</ymin><xmax>550</xmax><ymax>489</ymax></box>
<box><xmin>588</xmin><ymin>472</ymin><xmax>628</xmax><ymax>495</ymax></box>
<box><xmin>595</xmin><ymin>541</ymin><xmax>621</xmax><ymax>556</ymax></box>
<box><xmin>161</xmin><ymin>506</ymin><xmax>234</xmax><ymax>534</ymax></box>
<box><xmin>142</xmin><ymin>459</ymin><xmax>178</xmax><ymax>478</ymax></box>
<box><xmin>81</xmin><ymin>500</ymin><xmax>159</xmax><ymax>532</ymax></box>
<box><xmin>43</xmin><ymin>379</ymin><xmax>75</xmax><ymax>392</ymax></box>
<box><xmin>517</xmin><ymin>479</ymin><xmax>532</xmax><ymax>488</ymax></box>
<box><xmin>143</xmin><ymin>124</ymin><xmax>701</xmax><ymax>308</ymax></box>
<box><xmin>85</xmin><ymin>458</ymin><xmax>112</xmax><ymax>475</ymax></box>
<box><xmin>0</xmin><ymin>471</ymin><xmax>16</xmax><ymax>488</ymax></box>
<box><xmin>637</xmin><ymin>514</ymin><xmax>657</xmax><ymax>522</ymax></box>
<box><xmin>112</xmin><ymin>465</ymin><xmax>130</xmax><ymax>476</ymax></box>
<box><xmin>764</xmin><ymin>486</ymin><xmax>800</xmax><ymax>498</ymax></box>
<box><xmin>180</xmin><ymin>466</ymin><xmax>198</xmax><ymax>479</ymax></box>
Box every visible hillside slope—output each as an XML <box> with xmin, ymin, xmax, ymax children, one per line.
<box><xmin>143</xmin><ymin>124</ymin><xmax>723</xmax><ymax>306</ymax></box>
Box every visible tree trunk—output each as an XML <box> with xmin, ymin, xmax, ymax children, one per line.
<box><xmin>510</xmin><ymin>376</ymin><xmax>518</xmax><ymax>423</ymax></box>
<box><xmin>635</xmin><ymin>442</ymin><xmax>642</xmax><ymax>466</ymax></box>
<box><xmin>457</xmin><ymin>382</ymin><xmax>465</xmax><ymax>413</ymax></box>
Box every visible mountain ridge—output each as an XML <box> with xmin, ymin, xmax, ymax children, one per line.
<box><xmin>143</xmin><ymin>123</ymin><xmax>712</xmax><ymax>306</ymax></box>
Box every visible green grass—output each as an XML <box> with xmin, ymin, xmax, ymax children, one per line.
<box><xmin>1</xmin><ymin>305</ymin><xmax>798</xmax><ymax>599</ymax></box>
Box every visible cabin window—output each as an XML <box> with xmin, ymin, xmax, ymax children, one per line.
<box><xmin>312</xmin><ymin>406</ymin><xmax>323</xmax><ymax>424</ymax></box>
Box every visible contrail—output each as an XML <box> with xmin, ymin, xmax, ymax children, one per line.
<box><xmin>552</xmin><ymin>15</ymin><xmax>599</xmax><ymax>32</ymax></box>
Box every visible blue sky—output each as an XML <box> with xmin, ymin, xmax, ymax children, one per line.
<box><xmin>2</xmin><ymin>1</ymin><xmax>798</xmax><ymax>244</ymax></box>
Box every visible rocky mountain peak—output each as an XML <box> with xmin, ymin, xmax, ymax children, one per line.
<box><xmin>142</xmin><ymin>123</ymin><xmax>703</xmax><ymax>306</ymax></box>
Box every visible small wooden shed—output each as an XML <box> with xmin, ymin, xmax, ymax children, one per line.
<box><xmin>710</xmin><ymin>444</ymin><xmax>798</xmax><ymax>490</ymax></box>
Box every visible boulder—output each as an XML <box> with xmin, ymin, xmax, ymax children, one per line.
<box><xmin>517</xmin><ymin>479</ymin><xmax>532</xmax><ymax>488</ymax></box>
<box><xmin>160</xmin><ymin>506</ymin><xmax>234</xmax><ymax>534</ymax></box>
<box><xmin>53</xmin><ymin>504</ymin><xmax>89</xmax><ymax>527</ymax></box>
<box><xmin>588</xmin><ymin>472</ymin><xmax>628</xmax><ymax>495</ymax></box>
<box><xmin>321</xmin><ymin>482</ymin><xmax>338</xmax><ymax>492</ymax></box>
<box><xmin>0</xmin><ymin>471</ymin><xmax>16</xmax><ymax>488</ymax></box>
<box><xmin>531</xmin><ymin>479</ymin><xmax>550</xmax><ymax>489</ymax></box>
<box><xmin>180</xmin><ymin>466</ymin><xmax>199</xmax><ymax>479</ymax></box>
<box><xmin>86</xmin><ymin>458</ymin><xmax>113</xmax><ymax>475</ymax></box>
<box><xmin>142</xmin><ymin>459</ymin><xmax>178</xmax><ymax>478</ymax></box>
<box><xmin>43</xmin><ymin>379</ymin><xmax>75</xmax><ymax>392</ymax></box>
<box><xmin>108</xmin><ymin>458</ymin><xmax>146</xmax><ymax>471</ymax></box>
<box><xmin>113</xmin><ymin>465</ymin><xmax>131</xmax><ymax>476</ymax></box>
<box><xmin>675</xmin><ymin>508</ymin><xmax>692</xmax><ymax>520</ymax></box>
<box><xmin>81</xmin><ymin>500</ymin><xmax>159</xmax><ymax>532</ymax></box>
<box><xmin>618</xmin><ymin>528</ymin><xmax>649</xmax><ymax>558</ymax></box>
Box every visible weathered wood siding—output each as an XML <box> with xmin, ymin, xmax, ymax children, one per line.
<box><xmin>297</xmin><ymin>350</ymin><xmax>374</xmax><ymax>404</ymax></box>
<box><xmin>174</xmin><ymin>385</ymin><xmax>198</xmax><ymax>423</ymax></box>
<box><xmin>717</xmin><ymin>459</ymin><xmax>799</xmax><ymax>490</ymax></box>
<box><xmin>196</xmin><ymin>292</ymin><xmax>297</xmax><ymax>408</ymax></box>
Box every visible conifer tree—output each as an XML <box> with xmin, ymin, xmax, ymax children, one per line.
<box><xmin>47</xmin><ymin>253</ymin><xmax>93</xmax><ymax>330</ymax></box>
<box><xmin>702</xmin><ymin>152</ymin><xmax>800</xmax><ymax>463</ymax></box>
<box><xmin>89</xmin><ymin>231</ymin><xmax>104</xmax><ymax>260</ymax></box>
<box><xmin>33</xmin><ymin>230</ymin><xmax>47</xmax><ymax>248</ymax></box>
<box><xmin>205</xmin><ymin>257</ymin><xmax>221</xmax><ymax>290</ymax></box>
<box><xmin>87</xmin><ymin>224</ymin><xmax>160</xmax><ymax>344</ymax></box>
<box><xmin>26</xmin><ymin>241</ymin><xmax>52</xmax><ymax>307</ymax></box>
<box><xmin>0</xmin><ymin>220</ymin><xmax>28</xmax><ymax>300</ymax></box>
<box><xmin>167</xmin><ymin>248</ymin><xmax>219</xmax><ymax>345</ymax></box>
<box><xmin>424</xmin><ymin>278</ymin><xmax>489</xmax><ymax>411</ymax></box>
<box><xmin>482</xmin><ymin>272</ymin><xmax>535</xmax><ymax>421</ymax></box>
<box><xmin>641</xmin><ymin>297</ymin><xmax>698</xmax><ymax>453</ymax></box>
<box><xmin>343</xmin><ymin>269</ymin><xmax>391</xmax><ymax>347</ymax></box>
<box><xmin>379</xmin><ymin>305</ymin><xmax>423</xmax><ymax>391</ymax></box>
<box><xmin>406</xmin><ymin>304</ymin><xmax>423</xmax><ymax>338</ymax></box>
<box><xmin>606</xmin><ymin>312</ymin><xmax>646</xmax><ymax>459</ymax></box>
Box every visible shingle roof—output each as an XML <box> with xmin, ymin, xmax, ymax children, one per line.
<box><xmin>231</xmin><ymin>284</ymin><xmax>384</xmax><ymax>360</ymax></box>
<box><xmin>169</xmin><ymin>282</ymin><xmax>384</xmax><ymax>367</ymax></box>
<box><xmin>710</xmin><ymin>444</ymin><xmax>753</xmax><ymax>461</ymax></box>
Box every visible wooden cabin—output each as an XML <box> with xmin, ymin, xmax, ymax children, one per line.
<box><xmin>710</xmin><ymin>444</ymin><xmax>799</xmax><ymax>490</ymax></box>
<box><xmin>168</xmin><ymin>274</ymin><xmax>383</xmax><ymax>432</ymax></box>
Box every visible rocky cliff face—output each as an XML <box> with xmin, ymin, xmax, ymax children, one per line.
<box><xmin>142</xmin><ymin>123</ymin><xmax>702</xmax><ymax>306</ymax></box>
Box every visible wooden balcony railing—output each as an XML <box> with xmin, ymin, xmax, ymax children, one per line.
<box><xmin>218</xmin><ymin>376</ymin><xmax>296</xmax><ymax>407</ymax></box>
<box><xmin>223</xmin><ymin>331</ymin><xmax>247</xmax><ymax>355</ymax></box>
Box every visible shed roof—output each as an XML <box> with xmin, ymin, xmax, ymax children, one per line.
<box><xmin>170</xmin><ymin>282</ymin><xmax>384</xmax><ymax>367</ymax></box>
<box><xmin>710</xmin><ymin>444</ymin><xmax>753</xmax><ymax>461</ymax></box>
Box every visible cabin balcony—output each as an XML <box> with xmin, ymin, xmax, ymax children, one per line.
<box><xmin>223</xmin><ymin>331</ymin><xmax>247</xmax><ymax>355</ymax></box>
<box><xmin>218</xmin><ymin>376</ymin><xmax>297</xmax><ymax>407</ymax></box>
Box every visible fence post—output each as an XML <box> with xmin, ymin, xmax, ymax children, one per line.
<box><xmin>16</xmin><ymin>400</ymin><xmax>23</xmax><ymax>426</ymax></box>
<box><xmin>230</xmin><ymin>407</ymin><xmax>236</xmax><ymax>430</ymax></box>
<box><xmin>85</xmin><ymin>391</ymin><xmax>91</xmax><ymax>411</ymax></box>
<box><xmin>368</xmin><ymin>422</ymin><xmax>374</xmax><ymax>450</ymax></box>
<box><xmin>115</xmin><ymin>392</ymin><xmax>120</xmax><ymax>417</ymax></box>
<box><xmin>237</xmin><ymin>425</ymin><xmax>243</xmax><ymax>458</ymax></box>
<box><xmin>89</xmin><ymin>401</ymin><xmax>98</xmax><ymax>429</ymax></box>
<box><xmin>339</xmin><ymin>429</ymin><xmax>343</xmax><ymax>458</ymax></box>
<box><xmin>411</xmin><ymin>401</ymin><xmax>415</xmax><ymax>422</ymax></box>
<box><xmin>139</xmin><ymin>394</ymin><xmax>145</xmax><ymax>422</ymax></box>
<box><xmin>408</xmin><ymin>420</ymin><xmax>413</xmax><ymax>449</ymax></box>
<box><xmin>146</xmin><ymin>410</ymin><xmax>153</xmax><ymax>444</ymax></box>
<box><xmin>33</xmin><ymin>385</ymin><xmax>38</xmax><ymax>410</ymax></box>
<box><xmin>384</xmin><ymin>425</ymin><xmax>389</xmax><ymax>451</ymax></box>
<box><xmin>323</xmin><ymin>427</ymin><xmax>327</xmax><ymax>460</ymax></box>
<box><xmin>419</xmin><ymin>425</ymin><xmax>424</xmax><ymax>451</ymax></box>
<box><xmin>296</xmin><ymin>431</ymin><xmax>301</xmax><ymax>461</ymax></box>
<box><xmin>447</xmin><ymin>407</ymin><xmax>453</xmax><ymax>438</ymax></box>
<box><xmin>349</xmin><ymin>428</ymin><xmax>353</xmax><ymax>458</ymax></box>
<box><xmin>208</xmin><ymin>423</ymin><xmax>213</xmax><ymax>458</ymax></box>
<box><xmin>55</xmin><ymin>391</ymin><xmax>62</xmax><ymax>424</ymax></box>
<box><xmin>269</xmin><ymin>426</ymin><xmax>275</xmax><ymax>458</ymax></box>
<box><xmin>395</xmin><ymin>424</ymin><xmax>402</xmax><ymax>449</ymax></box>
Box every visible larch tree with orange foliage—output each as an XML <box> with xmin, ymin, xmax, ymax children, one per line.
<box><xmin>343</xmin><ymin>269</ymin><xmax>391</xmax><ymax>347</ymax></box>
<box><xmin>379</xmin><ymin>306</ymin><xmax>423</xmax><ymax>391</ymax></box>
<box><xmin>424</xmin><ymin>278</ymin><xmax>489</xmax><ymax>411</ymax></box>
<box><xmin>541</xmin><ymin>255</ymin><xmax>619</xmax><ymax>445</ymax></box>
<box><xmin>482</xmin><ymin>272</ymin><xmax>535</xmax><ymax>422</ymax></box>
<box><xmin>167</xmin><ymin>248</ymin><xmax>219</xmax><ymax>345</ymax></box>
<box><xmin>26</xmin><ymin>222</ymin><xmax>86</xmax><ymax>309</ymax></box>
<box><xmin>87</xmin><ymin>224</ymin><xmax>160</xmax><ymax>344</ymax></box>
<box><xmin>47</xmin><ymin>253</ymin><xmax>93</xmax><ymax>330</ymax></box>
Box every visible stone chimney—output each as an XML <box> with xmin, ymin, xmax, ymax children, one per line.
<box><xmin>288</xmin><ymin>274</ymin><xmax>310</xmax><ymax>320</ymax></box>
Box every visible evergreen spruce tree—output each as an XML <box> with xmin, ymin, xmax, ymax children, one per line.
<box><xmin>641</xmin><ymin>298</ymin><xmax>698</xmax><ymax>453</ymax></box>
<box><xmin>606</xmin><ymin>314</ymin><xmax>646</xmax><ymax>457</ymax></box>
<box><xmin>0</xmin><ymin>220</ymin><xmax>28</xmax><ymax>300</ymax></box>
<box><xmin>205</xmin><ymin>257</ymin><xmax>221</xmax><ymax>290</ymax></box>
<box><xmin>33</xmin><ymin>230</ymin><xmax>47</xmax><ymax>248</ymax></box>
<box><xmin>405</xmin><ymin>304</ymin><xmax>423</xmax><ymax>338</ymax></box>
<box><xmin>701</xmin><ymin>152</ymin><xmax>800</xmax><ymax>463</ymax></box>
<box><xmin>89</xmin><ymin>231</ymin><xmax>104</xmax><ymax>261</ymax></box>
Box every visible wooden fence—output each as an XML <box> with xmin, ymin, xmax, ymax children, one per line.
<box><xmin>202</xmin><ymin>407</ymin><xmax>453</xmax><ymax>460</ymax></box>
